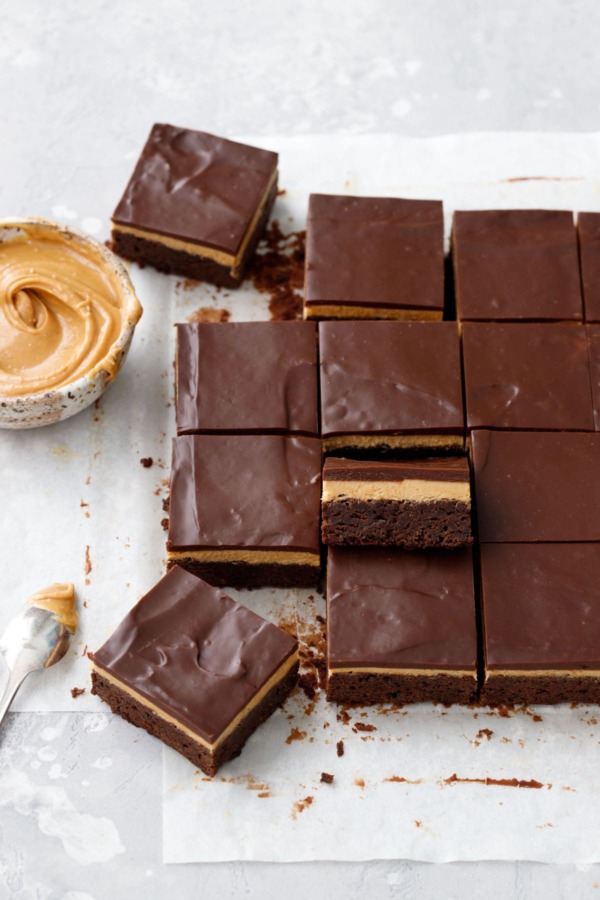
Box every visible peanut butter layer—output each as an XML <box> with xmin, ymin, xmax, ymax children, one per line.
<box><xmin>0</xmin><ymin>222</ymin><xmax>140</xmax><ymax>397</ymax></box>
<box><xmin>323</xmin><ymin>434</ymin><xmax>464</xmax><ymax>452</ymax></box>
<box><xmin>167</xmin><ymin>549</ymin><xmax>320</xmax><ymax>566</ymax></box>
<box><xmin>322</xmin><ymin>478</ymin><xmax>470</xmax><ymax>503</ymax></box>
<box><xmin>329</xmin><ymin>666</ymin><xmax>476</xmax><ymax>676</ymax></box>
<box><xmin>305</xmin><ymin>304</ymin><xmax>442</xmax><ymax>321</ymax></box>
<box><xmin>28</xmin><ymin>582</ymin><xmax>77</xmax><ymax>633</ymax></box>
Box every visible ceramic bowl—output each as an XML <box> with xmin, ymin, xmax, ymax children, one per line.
<box><xmin>0</xmin><ymin>217</ymin><xmax>142</xmax><ymax>429</ymax></box>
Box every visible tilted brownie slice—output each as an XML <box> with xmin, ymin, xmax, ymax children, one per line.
<box><xmin>480</xmin><ymin>543</ymin><xmax>600</xmax><ymax>705</ymax></box>
<box><xmin>111</xmin><ymin>123</ymin><xmax>278</xmax><ymax>287</ymax></box>
<box><xmin>304</xmin><ymin>194</ymin><xmax>444</xmax><ymax>321</ymax></box>
<box><xmin>166</xmin><ymin>434</ymin><xmax>322</xmax><ymax>588</ymax></box>
<box><xmin>90</xmin><ymin>566</ymin><xmax>299</xmax><ymax>777</ymax></box>
<box><xmin>319</xmin><ymin>321</ymin><xmax>464</xmax><ymax>456</ymax></box>
<box><xmin>326</xmin><ymin>546</ymin><xmax>477</xmax><ymax>705</ymax></box>
<box><xmin>321</xmin><ymin>456</ymin><xmax>472</xmax><ymax>548</ymax></box>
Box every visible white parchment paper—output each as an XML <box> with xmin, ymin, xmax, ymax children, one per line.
<box><xmin>4</xmin><ymin>132</ymin><xmax>600</xmax><ymax>862</ymax></box>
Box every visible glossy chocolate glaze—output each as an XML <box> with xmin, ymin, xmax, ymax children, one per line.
<box><xmin>319</xmin><ymin>321</ymin><xmax>463</xmax><ymax>436</ymax></box>
<box><xmin>481</xmin><ymin>543</ymin><xmax>600</xmax><ymax>669</ymax></box>
<box><xmin>305</xmin><ymin>194</ymin><xmax>444</xmax><ymax>312</ymax></box>
<box><xmin>453</xmin><ymin>209</ymin><xmax>582</xmax><ymax>322</ymax></box>
<box><xmin>167</xmin><ymin>434</ymin><xmax>321</xmax><ymax>552</ymax></box>
<box><xmin>323</xmin><ymin>455</ymin><xmax>469</xmax><ymax>482</ymax></box>
<box><xmin>462</xmin><ymin>322</ymin><xmax>594</xmax><ymax>431</ymax></box>
<box><xmin>92</xmin><ymin>566</ymin><xmax>297</xmax><ymax>743</ymax></box>
<box><xmin>472</xmin><ymin>430</ymin><xmax>600</xmax><ymax>542</ymax></box>
<box><xmin>586</xmin><ymin>324</ymin><xmax>600</xmax><ymax>430</ymax></box>
<box><xmin>176</xmin><ymin>321</ymin><xmax>318</xmax><ymax>436</ymax></box>
<box><xmin>112</xmin><ymin>124</ymin><xmax>278</xmax><ymax>254</ymax></box>
<box><xmin>578</xmin><ymin>213</ymin><xmax>600</xmax><ymax>322</ymax></box>
<box><xmin>327</xmin><ymin>547</ymin><xmax>477</xmax><ymax>669</ymax></box>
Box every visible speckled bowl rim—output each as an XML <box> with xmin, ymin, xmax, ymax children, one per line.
<box><xmin>0</xmin><ymin>216</ymin><xmax>143</xmax><ymax>409</ymax></box>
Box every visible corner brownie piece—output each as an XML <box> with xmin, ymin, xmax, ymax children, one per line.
<box><xmin>578</xmin><ymin>213</ymin><xmax>600</xmax><ymax>322</ymax></box>
<box><xmin>90</xmin><ymin>566</ymin><xmax>298</xmax><ymax>776</ymax></box>
<box><xmin>319</xmin><ymin>321</ymin><xmax>464</xmax><ymax>455</ymax></box>
<box><xmin>471</xmin><ymin>430</ymin><xmax>600</xmax><ymax>542</ymax></box>
<box><xmin>326</xmin><ymin>547</ymin><xmax>477</xmax><ymax>705</ymax></box>
<box><xmin>321</xmin><ymin>456</ymin><xmax>472</xmax><ymax>548</ymax></box>
<box><xmin>176</xmin><ymin>321</ymin><xmax>318</xmax><ymax>436</ymax></box>
<box><xmin>111</xmin><ymin>124</ymin><xmax>278</xmax><ymax>287</ymax></box>
<box><xmin>304</xmin><ymin>194</ymin><xmax>444</xmax><ymax>320</ymax></box>
<box><xmin>453</xmin><ymin>209</ymin><xmax>582</xmax><ymax>322</ymax></box>
<box><xmin>166</xmin><ymin>434</ymin><xmax>321</xmax><ymax>587</ymax></box>
<box><xmin>462</xmin><ymin>323</ymin><xmax>594</xmax><ymax>432</ymax></box>
<box><xmin>480</xmin><ymin>543</ymin><xmax>600</xmax><ymax>705</ymax></box>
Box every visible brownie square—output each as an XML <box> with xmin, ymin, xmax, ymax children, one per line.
<box><xmin>462</xmin><ymin>322</ymin><xmax>594</xmax><ymax>432</ymax></box>
<box><xmin>319</xmin><ymin>321</ymin><xmax>464</xmax><ymax>454</ymax></box>
<box><xmin>480</xmin><ymin>543</ymin><xmax>600</xmax><ymax>705</ymax></box>
<box><xmin>326</xmin><ymin>546</ymin><xmax>477</xmax><ymax>705</ymax></box>
<box><xmin>166</xmin><ymin>434</ymin><xmax>322</xmax><ymax>587</ymax></box>
<box><xmin>453</xmin><ymin>209</ymin><xmax>582</xmax><ymax>322</ymax></box>
<box><xmin>304</xmin><ymin>194</ymin><xmax>444</xmax><ymax>320</ymax></box>
<box><xmin>111</xmin><ymin>123</ymin><xmax>278</xmax><ymax>287</ymax></box>
<box><xmin>91</xmin><ymin>566</ymin><xmax>298</xmax><ymax>776</ymax></box>
<box><xmin>471</xmin><ymin>430</ymin><xmax>600</xmax><ymax>542</ymax></box>
<box><xmin>176</xmin><ymin>321</ymin><xmax>318</xmax><ymax>436</ymax></box>
<box><xmin>578</xmin><ymin>213</ymin><xmax>600</xmax><ymax>322</ymax></box>
<box><xmin>321</xmin><ymin>456</ymin><xmax>472</xmax><ymax>549</ymax></box>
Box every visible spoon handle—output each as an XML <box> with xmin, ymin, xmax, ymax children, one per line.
<box><xmin>0</xmin><ymin>664</ymin><xmax>30</xmax><ymax>728</ymax></box>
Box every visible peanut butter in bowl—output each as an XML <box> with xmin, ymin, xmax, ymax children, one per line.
<box><xmin>0</xmin><ymin>218</ymin><xmax>142</xmax><ymax>428</ymax></box>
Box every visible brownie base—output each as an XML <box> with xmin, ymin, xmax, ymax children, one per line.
<box><xmin>322</xmin><ymin>498</ymin><xmax>472</xmax><ymax>548</ymax></box>
<box><xmin>481</xmin><ymin>673</ymin><xmax>600</xmax><ymax>706</ymax></box>
<box><xmin>91</xmin><ymin>661</ymin><xmax>299</xmax><ymax>777</ymax></box>
<box><xmin>327</xmin><ymin>670</ymin><xmax>477</xmax><ymax>705</ymax></box>
<box><xmin>111</xmin><ymin>181</ymin><xmax>277</xmax><ymax>288</ymax></box>
<box><xmin>167</xmin><ymin>557</ymin><xmax>320</xmax><ymax>589</ymax></box>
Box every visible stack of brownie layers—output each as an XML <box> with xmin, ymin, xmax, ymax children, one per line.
<box><xmin>91</xmin><ymin>123</ymin><xmax>600</xmax><ymax>779</ymax></box>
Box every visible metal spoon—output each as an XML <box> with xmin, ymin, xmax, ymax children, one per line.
<box><xmin>0</xmin><ymin>583</ymin><xmax>77</xmax><ymax>726</ymax></box>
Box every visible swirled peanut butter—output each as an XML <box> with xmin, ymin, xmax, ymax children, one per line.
<box><xmin>28</xmin><ymin>582</ymin><xmax>78</xmax><ymax>633</ymax></box>
<box><xmin>0</xmin><ymin>222</ymin><xmax>138</xmax><ymax>397</ymax></box>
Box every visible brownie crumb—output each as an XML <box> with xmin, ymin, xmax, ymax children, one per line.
<box><xmin>187</xmin><ymin>307</ymin><xmax>231</xmax><ymax>324</ymax></box>
<box><xmin>336</xmin><ymin>740</ymin><xmax>344</xmax><ymax>757</ymax></box>
<box><xmin>285</xmin><ymin>727</ymin><xmax>307</xmax><ymax>745</ymax></box>
<box><xmin>140</xmin><ymin>457</ymin><xmax>154</xmax><ymax>468</ymax></box>
<box><xmin>298</xmin><ymin>672</ymin><xmax>318</xmax><ymax>700</ymax></box>
<box><xmin>246</xmin><ymin>221</ymin><xmax>305</xmax><ymax>321</ymax></box>
<box><xmin>320</xmin><ymin>772</ymin><xmax>334</xmax><ymax>784</ymax></box>
<box><xmin>161</xmin><ymin>517</ymin><xmax>169</xmax><ymax>532</ymax></box>
<box><xmin>162</xmin><ymin>497</ymin><xmax>170</xmax><ymax>513</ymax></box>
<box><xmin>70</xmin><ymin>687</ymin><xmax>85</xmax><ymax>699</ymax></box>
<box><xmin>353</xmin><ymin>722</ymin><xmax>376</xmax><ymax>733</ymax></box>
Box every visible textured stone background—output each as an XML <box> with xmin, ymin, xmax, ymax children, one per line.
<box><xmin>2</xmin><ymin>2</ymin><xmax>600</xmax><ymax>897</ymax></box>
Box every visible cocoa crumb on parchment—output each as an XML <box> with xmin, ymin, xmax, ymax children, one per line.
<box><xmin>70</xmin><ymin>687</ymin><xmax>85</xmax><ymax>698</ymax></box>
<box><xmin>187</xmin><ymin>307</ymin><xmax>231</xmax><ymax>324</ymax></box>
<box><xmin>246</xmin><ymin>221</ymin><xmax>305</xmax><ymax>321</ymax></box>
<box><xmin>320</xmin><ymin>772</ymin><xmax>334</xmax><ymax>784</ymax></box>
<box><xmin>336</xmin><ymin>740</ymin><xmax>344</xmax><ymax>757</ymax></box>
<box><xmin>140</xmin><ymin>457</ymin><xmax>153</xmax><ymax>468</ymax></box>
